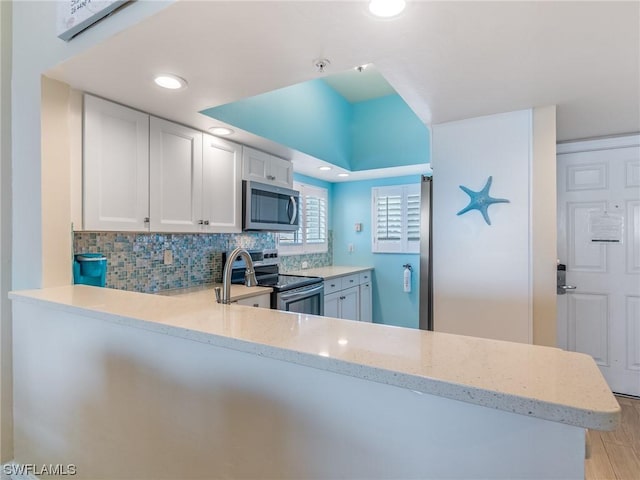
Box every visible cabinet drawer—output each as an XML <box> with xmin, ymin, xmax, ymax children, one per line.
<box><xmin>341</xmin><ymin>274</ymin><xmax>359</xmax><ymax>289</ymax></box>
<box><xmin>359</xmin><ymin>271</ymin><xmax>371</xmax><ymax>284</ymax></box>
<box><xmin>234</xmin><ymin>293</ymin><xmax>271</xmax><ymax>309</ymax></box>
<box><xmin>324</xmin><ymin>279</ymin><xmax>342</xmax><ymax>295</ymax></box>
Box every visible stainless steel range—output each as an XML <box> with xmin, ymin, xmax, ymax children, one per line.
<box><xmin>222</xmin><ymin>249</ymin><xmax>324</xmax><ymax>315</ymax></box>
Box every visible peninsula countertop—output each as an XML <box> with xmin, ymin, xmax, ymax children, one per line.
<box><xmin>286</xmin><ymin>265</ymin><xmax>373</xmax><ymax>279</ymax></box>
<box><xmin>9</xmin><ymin>285</ymin><xmax>619</xmax><ymax>431</ymax></box>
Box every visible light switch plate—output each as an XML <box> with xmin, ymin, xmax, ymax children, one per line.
<box><xmin>163</xmin><ymin>250</ymin><xmax>173</xmax><ymax>265</ymax></box>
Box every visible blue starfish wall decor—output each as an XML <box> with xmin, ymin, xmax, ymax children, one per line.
<box><xmin>457</xmin><ymin>176</ymin><xmax>510</xmax><ymax>225</ymax></box>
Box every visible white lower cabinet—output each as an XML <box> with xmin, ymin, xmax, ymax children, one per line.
<box><xmin>234</xmin><ymin>294</ymin><xmax>271</xmax><ymax>309</ymax></box>
<box><xmin>323</xmin><ymin>270</ymin><xmax>372</xmax><ymax>322</ymax></box>
<box><xmin>359</xmin><ymin>282</ymin><xmax>372</xmax><ymax>323</ymax></box>
<box><xmin>324</xmin><ymin>286</ymin><xmax>359</xmax><ymax>321</ymax></box>
<box><xmin>323</xmin><ymin>292</ymin><xmax>340</xmax><ymax>318</ymax></box>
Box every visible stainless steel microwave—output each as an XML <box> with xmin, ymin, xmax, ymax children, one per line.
<box><xmin>243</xmin><ymin>181</ymin><xmax>300</xmax><ymax>231</ymax></box>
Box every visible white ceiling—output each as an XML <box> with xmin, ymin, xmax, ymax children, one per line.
<box><xmin>48</xmin><ymin>1</ymin><xmax>640</xmax><ymax>167</ymax></box>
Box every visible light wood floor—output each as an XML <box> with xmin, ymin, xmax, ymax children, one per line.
<box><xmin>585</xmin><ymin>395</ymin><xmax>640</xmax><ymax>480</ymax></box>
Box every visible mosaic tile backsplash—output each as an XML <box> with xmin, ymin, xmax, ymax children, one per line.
<box><xmin>74</xmin><ymin>231</ymin><xmax>333</xmax><ymax>293</ymax></box>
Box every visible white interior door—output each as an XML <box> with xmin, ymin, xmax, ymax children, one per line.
<box><xmin>557</xmin><ymin>139</ymin><xmax>640</xmax><ymax>396</ymax></box>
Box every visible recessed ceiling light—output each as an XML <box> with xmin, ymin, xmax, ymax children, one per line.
<box><xmin>318</xmin><ymin>166</ymin><xmax>332</xmax><ymax>171</ymax></box>
<box><xmin>208</xmin><ymin>127</ymin><xmax>234</xmax><ymax>136</ymax></box>
<box><xmin>337</xmin><ymin>173</ymin><xmax>350</xmax><ymax>177</ymax></box>
<box><xmin>154</xmin><ymin>74</ymin><xmax>188</xmax><ymax>90</ymax></box>
<box><xmin>369</xmin><ymin>0</ymin><xmax>406</xmax><ymax>18</ymax></box>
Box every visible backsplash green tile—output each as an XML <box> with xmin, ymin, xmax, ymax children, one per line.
<box><xmin>279</xmin><ymin>231</ymin><xmax>333</xmax><ymax>272</ymax></box>
<box><xmin>74</xmin><ymin>231</ymin><xmax>333</xmax><ymax>293</ymax></box>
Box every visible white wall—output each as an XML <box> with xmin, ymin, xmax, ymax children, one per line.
<box><xmin>6</xmin><ymin>0</ymin><xmax>175</xmax><ymax>463</ymax></box>
<box><xmin>12</xmin><ymin>300</ymin><xmax>586</xmax><ymax>480</ymax></box>
<box><xmin>41</xmin><ymin>77</ymin><xmax>73</xmax><ymax>287</ymax></box>
<box><xmin>432</xmin><ymin>110</ymin><xmax>534</xmax><ymax>343</ymax></box>
<box><xmin>0</xmin><ymin>0</ymin><xmax>13</xmax><ymax>462</ymax></box>
<box><xmin>12</xmin><ymin>0</ymin><xmax>174</xmax><ymax>290</ymax></box>
<box><xmin>532</xmin><ymin>106</ymin><xmax>558</xmax><ymax>346</ymax></box>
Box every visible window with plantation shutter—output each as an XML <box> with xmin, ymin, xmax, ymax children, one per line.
<box><xmin>278</xmin><ymin>182</ymin><xmax>328</xmax><ymax>254</ymax></box>
<box><xmin>371</xmin><ymin>184</ymin><xmax>420</xmax><ymax>253</ymax></box>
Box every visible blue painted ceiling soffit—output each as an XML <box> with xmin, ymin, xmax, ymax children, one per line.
<box><xmin>201</xmin><ymin>76</ymin><xmax>431</xmax><ymax>171</ymax></box>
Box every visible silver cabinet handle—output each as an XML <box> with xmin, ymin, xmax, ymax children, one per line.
<box><xmin>204</xmin><ymin>220</ymin><xmax>210</xmax><ymax>225</ymax></box>
<box><xmin>198</xmin><ymin>220</ymin><xmax>204</xmax><ymax>225</ymax></box>
<box><xmin>267</xmin><ymin>175</ymin><xmax>276</xmax><ymax>180</ymax></box>
<box><xmin>560</xmin><ymin>285</ymin><xmax>577</xmax><ymax>290</ymax></box>
<box><xmin>144</xmin><ymin>217</ymin><xmax>150</xmax><ymax>223</ymax></box>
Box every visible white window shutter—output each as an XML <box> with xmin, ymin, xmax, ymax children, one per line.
<box><xmin>304</xmin><ymin>185</ymin><xmax>328</xmax><ymax>253</ymax></box>
<box><xmin>372</xmin><ymin>184</ymin><xmax>420</xmax><ymax>254</ymax></box>
<box><xmin>278</xmin><ymin>182</ymin><xmax>328</xmax><ymax>255</ymax></box>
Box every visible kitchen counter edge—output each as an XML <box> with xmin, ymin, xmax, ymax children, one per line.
<box><xmin>9</xmin><ymin>285</ymin><xmax>620</xmax><ymax>431</ymax></box>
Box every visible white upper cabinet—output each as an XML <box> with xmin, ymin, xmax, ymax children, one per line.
<box><xmin>201</xmin><ymin>134</ymin><xmax>242</xmax><ymax>233</ymax></box>
<box><xmin>83</xmin><ymin>95</ymin><xmax>150</xmax><ymax>231</ymax></box>
<box><xmin>149</xmin><ymin>117</ymin><xmax>203</xmax><ymax>233</ymax></box>
<box><xmin>242</xmin><ymin>146</ymin><xmax>293</xmax><ymax>188</ymax></box>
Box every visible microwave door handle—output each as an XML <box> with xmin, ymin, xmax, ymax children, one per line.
<box><xmin>289</xmin><ymin>196</ymin><xmax>298</xmax><ymax>225</ymax></box>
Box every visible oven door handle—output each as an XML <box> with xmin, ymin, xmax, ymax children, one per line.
<box><xmin>279</xmin><ymin>283</ymin><xmax>324</xmax><ymax>303</ymax></box>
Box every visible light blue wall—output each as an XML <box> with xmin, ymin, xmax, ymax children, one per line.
<box><xmin>203</xmin><ymin>80</ymin><xmax>431</xmax><ymax>172</ymax></box>
<box><xmin>203</xmin><ymin>80</ymin><xmax>352</xmax><ymax>169</ymax></box>
<box><xmin>332</xmin><ymin>175</ymin><xmax>423</xmax><ymax>328</ymax></box>
<box><xmin>350</xmin><ymin>95</ymin><xmax>430</xmax><ymax>171</ymax></box>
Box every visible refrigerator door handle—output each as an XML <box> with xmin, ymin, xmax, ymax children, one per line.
<box><xmin>419</xmin><ymin>175</ymin><xmax>434</xmax><ymax>331</ymax></box>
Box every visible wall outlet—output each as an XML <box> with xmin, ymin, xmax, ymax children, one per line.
<box><xmin>348</xmin><ymin>243</ymin><xmax>355</xmax><ymax>253</ymax></box>
<box><xmin>163</xmin><ymin>250</ymin><xmax>173</xmax><ymax>265</ymax></box>
<box><xmin>301</xmin><ymin>261</ymin><xmax>309</xmax><ymax>269</ymax></box>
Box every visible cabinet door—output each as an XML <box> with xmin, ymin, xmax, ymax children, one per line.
<box><xmin>242</xmin><ymin>146</ymin><xmax>270</xmax><ymax>183</ymax></box>
<box><xmin>268</xmin><ymin>155</ymin><xmax>294</xmax><ymax>188</ymax></box>
<box><xmin>324</xmin><ymin>291</ymin><xmax>340</xmax><ymax>319</ymax></box>
<box><xmin>242</xmin><ymin>146</ymin><xmax>293</xmax><ymax>188</ymax></box>
<box><xmin>359</xmin><ymin>282</ymin><xmax>372</xmax><ymax>322</ymax></box>
<box><xmin>83</xmin><ymin>95</ymin><xmax>149</xmax><ymax>231</ymax></box>
<box><xmin>235</xmin><ymin>294</ymin><xmax>271</xmax><ymax>309</ymax></box>
<box><xmin>202</xmin><ymin>135</ymin><xmax>242</xmax><ymax>233</ymax></box>
<box><xmin>340</xmin><ymin>286</ymin><xmax>360</xmax><ymax>321</ymax></box>
<box><xmin>149</xmin><ymin>117</ymin><xmax>202</xmax><ymax>232</ymax></box>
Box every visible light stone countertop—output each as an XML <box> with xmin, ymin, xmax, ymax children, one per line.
<box><xmin>9</xmin><ymin>285</ymin><xmax>620</xmax><ymax>431</ymax></box>
<box><xmin>286</xmin><ymin>265</ymin><xmax>373</xmax><ymax>279</ymax></box>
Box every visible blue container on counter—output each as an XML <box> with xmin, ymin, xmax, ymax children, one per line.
<box><xmin>73</xmin><ymin>253</ymin><xmax>107</xmax><ymax>287</ymax></box>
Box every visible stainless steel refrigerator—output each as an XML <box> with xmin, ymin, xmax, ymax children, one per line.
<box><xmin>419</xmin><ymin>175</ymin><xmax>433</xmax><ymax>330</ymax></box>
